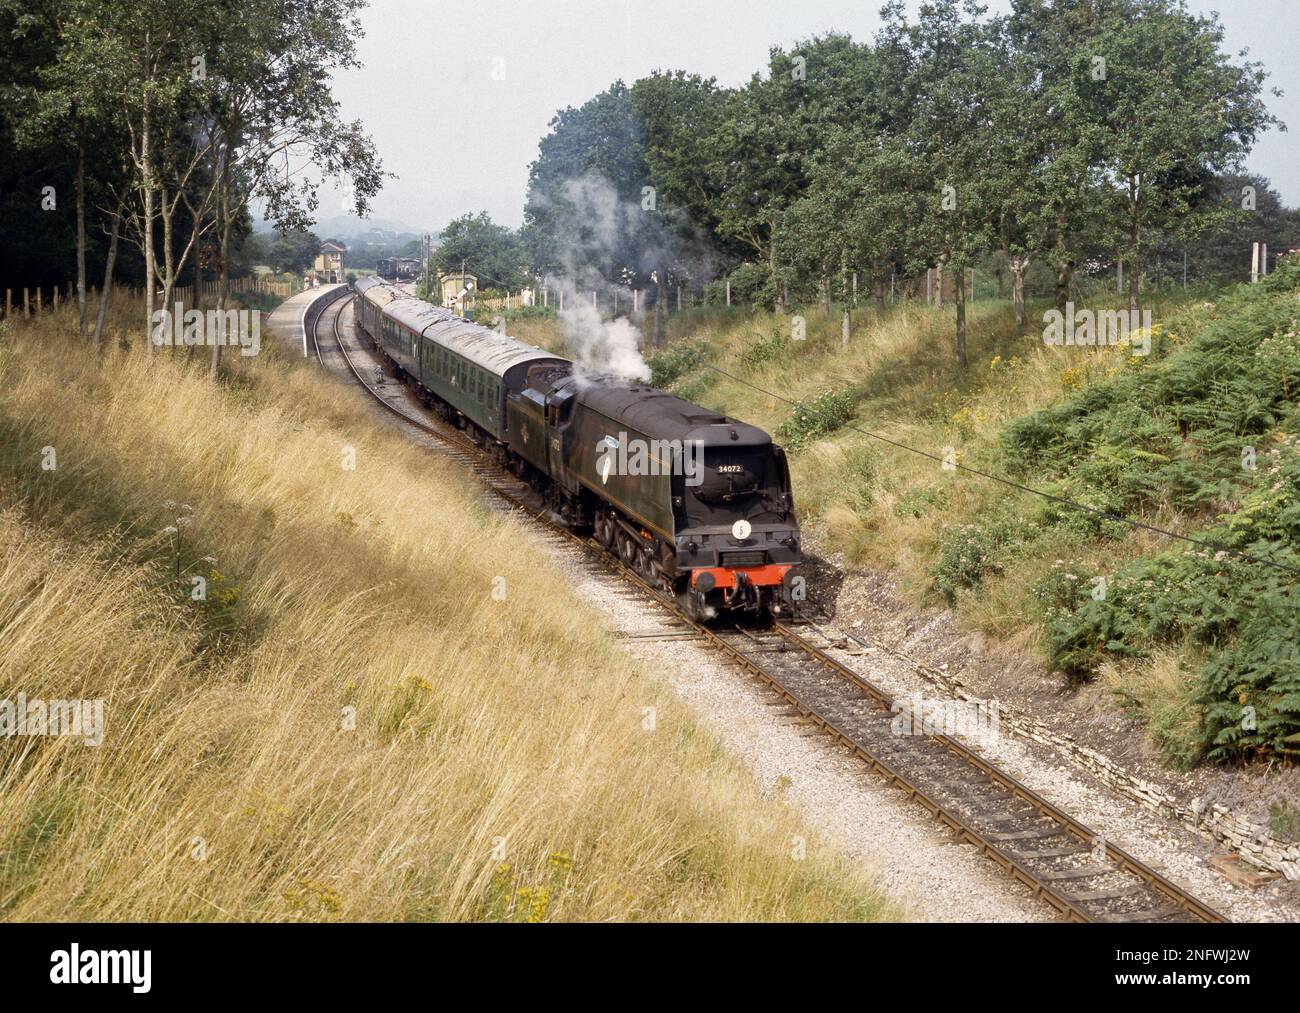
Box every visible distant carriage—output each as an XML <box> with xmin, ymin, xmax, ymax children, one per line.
<box><xmin>377</xmin><ymin>257</ymin><xmax>421</xmax><ymax>281</ymax></box>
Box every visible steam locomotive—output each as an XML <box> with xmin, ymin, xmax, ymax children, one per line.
<box><xmin>352</xmin><ymin>277</ymin><xmax>803</xmax><ymax>619</ymax></box>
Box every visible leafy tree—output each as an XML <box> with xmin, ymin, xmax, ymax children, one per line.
<box><xmin>904</xmin><ymin>0</ymin><xmax>1007</xmax><ymax>366</ymax></box>
<box><xmin>197</xmin><ymin>0</ymin><xmax>384</xmax><ymax>377</ymax></box>
<box><xmin>1156</xmin><ymin>173</ymin><xmax>1300</xmax><ymax>283</ymax></box>
<box><xmin>631</xmin><ymin>70</ymin><xmax>739</xmax><ymax>333</ymax></box>
<box><xmin>269</xmin><ymin>229</ymin><xmax>320</xmax><ymax>274</ymax></box>
<box><xmin>789</xmin><ymin>130</ymin><xmax>933</xmax><ymax>326</ymax></box>
<box><xmin>1086</xmin><ymin>0</ymin><xmax>1281</xmax><ymax>310</ymax></box>
<box><xmin>1006</xmin><ymin>0</ymin><xmax>1115</xmax><ymax>312</ymax></box>
<box><xmin>433</xmin><ymin>212</ymin><xmax>526</xmax><ymax>290</ymax></box>
<box><xmin>711</xmin><ymin>34</ymin><xmax>878</xmax><ymax>312</ymax></box>
<box><xmin>58</xmin><ymin>0</ymin><xmax>224</xmax><ymax>353</ymax></box>
<box><xmin>1</xmin><ymin>0</ymin><xmax>136</xmax><ymax>347</ymax></box>
<box><xmin>523</xmin><ymin>81</ymin><xmax>651</xmax><ymax>285</ymax></box>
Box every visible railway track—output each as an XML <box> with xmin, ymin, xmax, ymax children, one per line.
<box><xmin>313</xmin><ymin>293</ymin><xmax>1227</xmax><ymax>925</ymax></box>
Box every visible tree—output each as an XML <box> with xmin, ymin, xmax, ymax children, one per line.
<box><xmin>712</xmin><ymin>34</ymin><xmax>879</xmax><ymax>312</ymax></box>
<box><xmin>1160</xmin><ymin>173</ymin><xmax>1300</xmax><ymax>283</ymax></box>
<box><xmin>904</xmin><ymin>0</ymin><xmax>1008</xmax><ymax>366</ymax></box>
<box><xmin>197</xmin><ymin>0</ymin><xmax>384</xmax><ymax>378</ymax></box>
<box><xmin>56</xmin><ymin>0</ymin><xmax>223</xmax><ymax>355</ymax></box>
<box><xmin>432</xmin><ymin>212</ymin><xmax>526</xmax><ymax>290</ymax></box>
<box><xmin>269</xmin><ymin>229</ymin><xmax>320</xmax><ymax>274</ymax></box>
<box><xmin>1006</xmin><ymin>0</ymin><xmax>1114</xmax><ymax>313</ymax></box>
<box><xmin>523</xmin><ymin>81</ymin><xmax>651</xmax><ymax>286</ymax></box>
<box><xmin>2</xmin><ymin>0</ymin><xmax>135</xmax><ymax>348</ymax></box>
<box><xmin>1087</xmin><ymin>0</ymin><xmax>1280</xmax><ymax>311</ymax></box>
<box><xmin>786</xmin><ymin>129</ymin><xmax>933</xmax><ymax>334</ymax></box>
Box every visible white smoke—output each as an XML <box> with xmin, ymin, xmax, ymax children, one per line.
<box><xmin>538</xmin><ymin>173</ymin><xmax>653</xmax><ymax>385</ymax></box>
<box><xmin>549</xmin><ymin>277</ymin><xmax>650</xmax><ymax>386</ymax></box>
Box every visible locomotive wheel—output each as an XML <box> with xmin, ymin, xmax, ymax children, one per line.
<box><xmin>617</xmin><ymin>533</ymin><xmax>639</xmax><ymax>567</ymax></box>
<box><xmin>594</xmin><ymin>513</ymin><xmax>614</xmax><ymax>549</ymax></box>
<box><xmin>636</xmin><ymin>545</ymin><xmax>655</xmax><ymax>581</ymax></box>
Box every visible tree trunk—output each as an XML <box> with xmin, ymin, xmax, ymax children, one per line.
<box><xmin>92</xmin><ymin>205</ymin><xmax>122</xmax><ymax>351</ymax></box>
<box><xmin>653</xmin><ymin>267</ymin><xmax>667</xmax><ymax>346</ymax></box>
<box><xmin>142</xmin><ymin>34</ymin><xmax>156</xmax><ymax>358</ymax></box>
<box><xmin>1010</xmin><ymin>255</ymin><xmax>1028</xmax><ymax>327</ymax></box>
<box><xmin>1127</xmin><ymin>178</ymin><xmax>1142</xmax><ymax>313</ymax></box>
<box><xmin>764</xmin><ymin>232</ymin><xmax>785</xmax><ymax>314</ymax></box>
<box><xmin>839</xmin><ymin>248</ymin><xmax>851</xmax><ymax>346</ymax></box>
<box><xmin>76</xmin><ymin>143</ymin><xmax>88</xmax><ymax>340</ymax></box>
<box><xmin>159</xmin><ymin>187</ymin><xmax>176</xmax><ymax>351</ymax></box>
<box><xmin>954</xmin><ymin>264</ymin><xmax>968</xmax><ymax>368</ymax></box>
<box><xmin>1053</xmin><ymin>215</ymin><xmax>1072</xmax><ymax>313</ymax></box>
<box><xmin>819</xmin><ymin>268</ymin><xmax>830</xmax><ymax>315</ymax></box>
<box><xmin>211</xmin><ymin>150</ymin><xmax>232</xmax><ymax>381</ymax></box>
<box><xmin>770</xmin><ymin>234</ymin><xmax>784</xmax><ymax>315</ymax></box>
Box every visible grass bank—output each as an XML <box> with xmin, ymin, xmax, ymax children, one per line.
<box><xmin>643</xmin><ymin>270</ymin><xmax>1300</xmax><ymax>768</ymax></box>
<box><xmin>0</xmin><ymin>305</ymin><xmax>898</xmax><ymax>922</ymax></box>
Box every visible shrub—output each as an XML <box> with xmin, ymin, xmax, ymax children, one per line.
<box><xmin>1270</xmin><ymin>801</ymin><xmax>1300</xmax><ymax>842</ymax></box>
<box><xmin>931</xmin><ymin>518</ymin><xmax>1030</xmax><ymax>604</ymax></box>
<box><xmin>1032</xmin><ymin>433</ymin><xmax>1300</xmax><ymax>757</ymax></box>
<box><xmin>776</xmin><ymin>389</ymin><xmax>856</xmax><ymax>450</ymax></box>
<box><xmin>670</xmin><ymin>373</ymin><xmax>717</xmax><ymax>405</ymax></box>
<box><xmin>893</xmin><ymin>486</ymin><xmax>948</xmax><ymax>520</ymax></box>
<box><xmin>738</xmin><ymin>328</ymin><xmax>789</xmax><ymax>372</ymax></box>
<box><xmin>230</xmin><ymin>290</ymin><xmax>283</xmax><ymax>314</ymax></box>
<box><xmin>647</xmin><ymin>338</ymin><xmax>714</xmax><ymax>389</ymax></box>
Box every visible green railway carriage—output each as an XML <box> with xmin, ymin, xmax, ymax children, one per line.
<box><xmin>353</xmin><ymin>278</ymin><xmax>565</xmax><ymax>443</ymax></box>
<box><xmin>353</xmin><ymin>276</ymin><xmax>399</xmax><ymax>345</ymax></box>
<box><xmin>383</xmin><ymin>298</ymin><xmax>442</xmax><ymax>381</ymax></box>
<box><xmin>415</xmin><ymin>313</ymin><xmax>565</xmax><ymax>440</ymax></box>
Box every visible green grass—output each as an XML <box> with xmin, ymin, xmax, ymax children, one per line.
<box><xmin>643</xmin><ymin>266</ymin><xmax>1300</xmax><ymax>767</ymax></box>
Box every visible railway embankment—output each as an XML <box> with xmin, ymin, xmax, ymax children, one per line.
<box><xmin>0</xmin><ymin>305</ymin><xmax>897</xmax><ymax>922</ymax></box>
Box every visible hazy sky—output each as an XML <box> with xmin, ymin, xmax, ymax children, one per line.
<box><xmin>327</xmin><ymin>0</ymin><xmax>1298</xmax><ymax>233</ymax></box>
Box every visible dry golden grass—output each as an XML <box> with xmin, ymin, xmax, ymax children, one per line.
<box><xmin>1099</xmin><ymin>650</ymin><xmax>1204</xmax><ymax>769</ymax></box>
<box><xmin>0</xmin><ymin>305</ymin><xmax>899</xmax><ymax>922</ymax></box>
